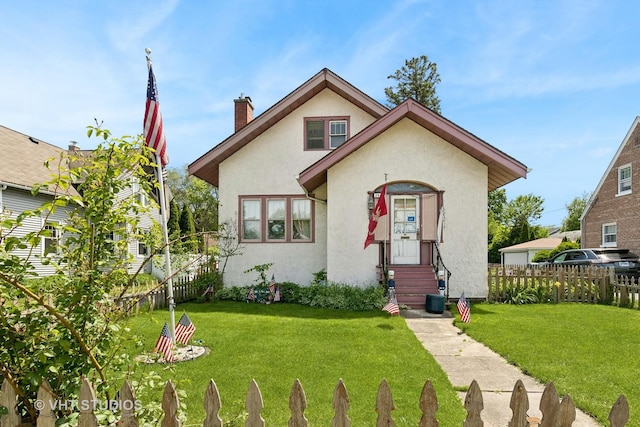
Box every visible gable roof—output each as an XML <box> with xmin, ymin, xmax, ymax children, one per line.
<box><xmin>0</xmin><ymin>125</ymin><xmax>80</xmax><ymax>196</ymax></box>
<box><xmin>581</xmin><ymin>116</ymin><xmax>640</xmax><ymax>221</ymax></box>
<box><xmin>188</xmin><ymin>68</ymin><xmax>388</xmax><ymax>187</ymax></box>
<box><xmin>498</xmin><ymin>237</ymin><xmax>563</xmax><ymax>253</ymax></box>
<box><xmin>298</xmin><ymin>98</ymin><xmax>528</xmax><ymax>192</ymax></box>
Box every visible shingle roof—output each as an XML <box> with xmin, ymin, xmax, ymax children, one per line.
<box><xmin>0</xmin><ymin>125</ymin><xmax>80</xmax><ymax>196</ymax></box>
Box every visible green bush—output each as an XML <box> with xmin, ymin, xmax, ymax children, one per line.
<box><xmin>216</xmin><ymin>281</ymin><xmax>387</xmax><ymax>311</ymax></box>
<box><xmin>532</xmin><ymin>249</ymin><xmax>552</xmax><ymax>263</ymax></box>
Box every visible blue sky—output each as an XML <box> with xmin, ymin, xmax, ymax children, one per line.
<box><xmin>2</xmin><ymin>0</ymin><xmax>639</xmax><ymax>227</ymax></box>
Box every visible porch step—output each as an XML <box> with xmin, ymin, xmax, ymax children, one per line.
<box><xmin>389</xmin><ymin>265</ymin><xmax>440</xmax><ymax>310</ymax></box>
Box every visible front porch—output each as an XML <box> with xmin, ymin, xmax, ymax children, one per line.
<box><xmin>387</xmin><ymin>264</ymin><xmax>441</xmax><ymax>310</ymax></box>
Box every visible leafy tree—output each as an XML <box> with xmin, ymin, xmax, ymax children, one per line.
<box><xmin>488</xmin><ymin>192</ymin><xmax>548</xmax><ymax>262</ymax></box>
<box><xmin>561</xmin><ymin>192</ymin><xmax>590</xmax><ymax>232</ymax></box>
<box><xmin>179</xmin><ymin>203</ymin><xmax>197</xmax><ymax>252</ymax></box>
<box><xmin>0</xmin><ymin>127</ymin><xmax>160</xmax><ymax>421</ymax></box>
<box><xmin>166</xmin><ymin>166</ymin><xmax>218</xmax><ymax>249</ymax></box>
<box><xmin>167</xmin><ymin>197</ymin><xmax>182</xmax><ymax>250</ymax></box>
<box><xmin>384</xmin><ymin>55</ymin><xmax>442</xmax><ymax>113</ymax></box>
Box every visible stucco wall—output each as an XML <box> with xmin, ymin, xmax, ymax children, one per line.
<box><xmin>218</xmin><ymin>89</ymin><xmax>377</xmax><ymax>286</ymax></box>
<box><xmin>325</xmin><ymin>119</ymin><xmax>489</xmax><ymax>298</ymax></box>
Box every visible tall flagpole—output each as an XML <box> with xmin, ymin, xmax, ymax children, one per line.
<box><xmin>145</xmin><ymin>49</ymin><xmax>176</xmax><ymax>343</ymax></box>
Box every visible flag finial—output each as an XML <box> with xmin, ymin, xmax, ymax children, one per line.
<box><xmin>145</xmin><ymin>47</ymin><xmax>152</xmax><ymax>68</ymax></box>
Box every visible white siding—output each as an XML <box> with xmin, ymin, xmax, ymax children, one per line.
<box><xmin>2</xmin><ymin>187</ymin><xmax>73</xmax><ymax>276</ymax></box>
<box><xmin>2</xmin><ymin>180</ymin><xmax>159</xmax><ymax>277</ymax></box>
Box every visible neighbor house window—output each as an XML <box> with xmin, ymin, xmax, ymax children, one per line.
<box><xmin>240</xmin><ymin>196</ymin><xmax>313</xmax><ymax>242</ymax></box>
<box><xmin>137</xmin><ymin>241</ymin><xmax>148</xmax><ymax>257</ymax></box>
<box><xmin>602</xmin><ymin>223</ymin><xmax>617</xmax><ymax>247</ymax></box>
<box><xmin>42</xmin><ymin>222</ymin><xmax>60</xmax><ymax>256</ymax></box>
<box><xmin>132</xmin><ymin>177</ymin><xmax>148</xmax><ymax>206</ymax></box>
<box><xmin>305</xmin><ymin>117</ymin><xmax>349</xmax><ymax>150</ymax></box>
<box><xmin>617</xmin><ymin>164</ymin><xmax>632</xmax><ymax>195</ymax></box>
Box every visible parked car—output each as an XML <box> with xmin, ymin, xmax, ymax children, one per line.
<box><xmin>543</xmin><ymin>248</ymin><xmax>640</xmax><ymax>278</ymax></box>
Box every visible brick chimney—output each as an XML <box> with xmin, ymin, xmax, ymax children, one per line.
<box><xmin>234</xmin><ymin>94</ymin><xmax>253</xmax><ymax>132</ymax></box>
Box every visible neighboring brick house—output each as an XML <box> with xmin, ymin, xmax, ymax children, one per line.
<box><xmin>0</xmin><ymin>125</ymin><xmax>160</xmax><ymax>276</ymax></box>
<box><xmin>581</xmin><ymin>116</ymin><xmax>640</xmax><ymax>254</ymax></box>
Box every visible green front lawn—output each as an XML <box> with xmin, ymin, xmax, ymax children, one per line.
<box><xmin>121</xmin><ymin>301</ymin><xmax>466</xmax><ymax>426</ymax></box>
<box><xmin>455</xmin><ymin>303</ymin><xmax>640</xmax><ymax>426</ymax></box>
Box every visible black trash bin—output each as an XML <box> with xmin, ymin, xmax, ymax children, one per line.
<box><xmin>425</xmin><ymin>294</ymin><xmax>445</xmax><ymax>314</ymax></box>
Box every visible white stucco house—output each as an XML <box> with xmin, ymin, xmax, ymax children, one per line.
<box><xmin>188</xmin><ymin>69</ymin><xmax>528</xmax><ymax>305</ymax></box>
<box><xmin>0</xmin><ymin>125</ymin><xmax>159</xmax><ymax>277</ymax></box>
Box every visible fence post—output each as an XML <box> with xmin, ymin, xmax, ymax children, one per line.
<box><xmin>289</xmin><ymin>379</ymin><xmax>308</xmax><ymax>427</ymax></box>
<box><xmin>418</xmin><ymin>380</ymin><xmax>438</xmax><ymax>427</ymax></box>
<box><xmin>375</xmin><ymin>379</ymin><xmax>395</xmax><ymax>427</ymax></box>
<box><xmin>203</xmin><ymin>379</ymin><xmax>223</xmax><ymax>427</ymax></box>
<box><xmin>78</xmin><ymin>377</ymin><xmax>98</xmax><ymax>427</ymax></box>
<box><xmin>36</xmin><ymin>379</ymin><xmax>57</xmax><ymax>427</ymax></box>
<box><xmin>332</xmin><ymin>379</ymin><xmax>351</xmax><ymax>427</ymax></box>
<box><xmin>161</xmin><ymin>380</ymin><xmax>181</xmax><ymax>427</ymax></box>
<box><xmin>119</xmin><ymin>380</ymin><xmax>138</xmax><ymax>427</ymax></box>
<box><xmin>246</xmin><ymin>380</ymin><xmax>264</xmax><ymax>427</ymax></box>
<box><xmin>0</xmin><ymin>378</ymin><xmax>21</xmax><ymax>427</ymax></box>
<box><xmin>609</xmin><ymin>395</ymin><xmax>630</xmax><ymax>427</ymax></box>
<box><xmin>507</xmin><ymin>379</ymin><xmax>528</xmax><ymax>427</ymax></box>
<box><xmin>463</xmin><ymin>380</ymin><xmax>483</xmax><ymax>427</ymax></box>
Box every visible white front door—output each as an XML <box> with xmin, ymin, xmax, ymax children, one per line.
<box><xmin>391</xmin><ymin>195</ymin><xmax>420</xmax><ymax>264</ymax></box>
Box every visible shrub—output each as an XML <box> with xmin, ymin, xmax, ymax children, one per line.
<box><xmin>216</xmin><ymin>281</ymin><xmax>386</xmax><ymax>311</ymax></box>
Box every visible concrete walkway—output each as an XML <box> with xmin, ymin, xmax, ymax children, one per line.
<box><xmin>403</xmin><ymin>312</ymin><xmax>602</xmax><ymax>426</ymax></box>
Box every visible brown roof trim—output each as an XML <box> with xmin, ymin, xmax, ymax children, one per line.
<box><xmin>298</xmin><ymin>99</ymin><xmax>528</xmax><ymax>192</ymax></box>
<box><xmin>188</xmin><ymin>68</ymin><xmax>388</xmax><ymax>187</ymax></box>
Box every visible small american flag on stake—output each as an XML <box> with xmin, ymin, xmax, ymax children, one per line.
<box><xmin>382</xmin><ymin>288</ymin><xmax>399</xmax><ymax>315</ymax></box>
<box><xmin>457</xmin><ymin>292</ymin><xmax>471</xmax><ymax>323</ymax></box>
<box><xmin>154</xmin><ymin>323</ymin><xmax>174</xmax><ymax>362</ymax></box>
<box><xmin>175</xmin><ymin>313</ymin><xmax>196</xmax><ymax>345</ymax></box>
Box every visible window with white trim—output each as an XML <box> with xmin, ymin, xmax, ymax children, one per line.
<box><xmin>131</xmin><ymin>177</ymin><xmax>148</xmax><ymax>206</ymax></box>
<box><xmin>617</xmin><ymin>164</ymin><xmax>632</xmax><ymax>195</ymax></box>
<box><xmin>602</xmin><ymin>223</ymin><xmax>617</xmax><ymax>247</ymax></box>
<box><xmin>242</xmin><ymin>199</ymin><xmax>261</xmax><ymax>240</ymax></box>
<box><xmin>240</xmin><ymin>196</ymin><xmax>313</xmax><ymax>242</ymax></box>
<box><xmin>305</xmin><ymin>117</ymin><xmax>349</xmax><ymax>150</ymax></box>
<box><xmin>42</xmin><ymin>222</ymin><xmax>60</xmax><ymax>256</ymax></box>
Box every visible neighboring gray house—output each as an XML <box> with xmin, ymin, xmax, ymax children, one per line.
<box><xmin>0</xmin><ymin>125</ymin><xmax>158</xmax><ymax>276</ymax></box>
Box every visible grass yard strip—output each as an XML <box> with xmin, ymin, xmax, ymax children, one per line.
<box><xmin>122</xmin><ymin>301</ymin><xmax>465</xmax><ymax>426</ymax></box>
<box><xmin>455</xmin><ymin>303</ymin><xmax>640</xmax><ymax>426</ymax></box>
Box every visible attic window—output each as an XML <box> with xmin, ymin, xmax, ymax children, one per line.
<box><xmin>304</xmin><ymin>117</ymin><xmax>349</xmax><ymax>150</ymax></box>
<box><xmin>617</xmin><ymin>164</ymin><xmax>631</xmax><ymax>196</ymax></box>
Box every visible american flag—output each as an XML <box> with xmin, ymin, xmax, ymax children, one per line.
<box><xmin>274</xmin><ymin>285</ymin><xmax>281</xmax><ymax>302</ymax></box>
<box><xmin>144</xmin><ymin>64</ymin><xmax>169</xmax><ymax>167</ymax></box>
<box><xmin>382</xmin><ymin>288</ymin><xmax>399</xmax><ymax>315</ymax></box>
<box><xmin>247</xmin><ymin>287</ymin><xmax>255</xmax><ymax>301</ymax></box>
<box><xmin>269</xmin><ymin>275</ymin><xmax>276</xmax><ymax>296</ymax></box>
<box><xmin>364</xmin><ymin>184</ymin><xmax>388</xmax><ymax>249</ymax></box>
<box><xmin>457</xmin><ymin>292</ymin><xmax>471</xmax><ymax>323</ymax></box>
<box><xmin>154</xmin><ymin>323</ymin><xmax>174</xmax><ymax>362</ymax></box>
<box><xmin>175</xmin><ymin>313</ymin><xmax>196</xmax><ymax>345</ymax></box>
<box><xmin>382</xmin><ymin>300</ymin><xmax>399</xmax><ymax>315</ymax></box>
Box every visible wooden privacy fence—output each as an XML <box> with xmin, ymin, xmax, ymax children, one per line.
<box><xmin>488</xmin><ymin>265</ymin><xmax>620</xmax><ymax>303</ymax></box>
<box><xmin>0</xmin><ymin>377</ymin><xmax>629</xmax><ymax>427</ymax></box>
